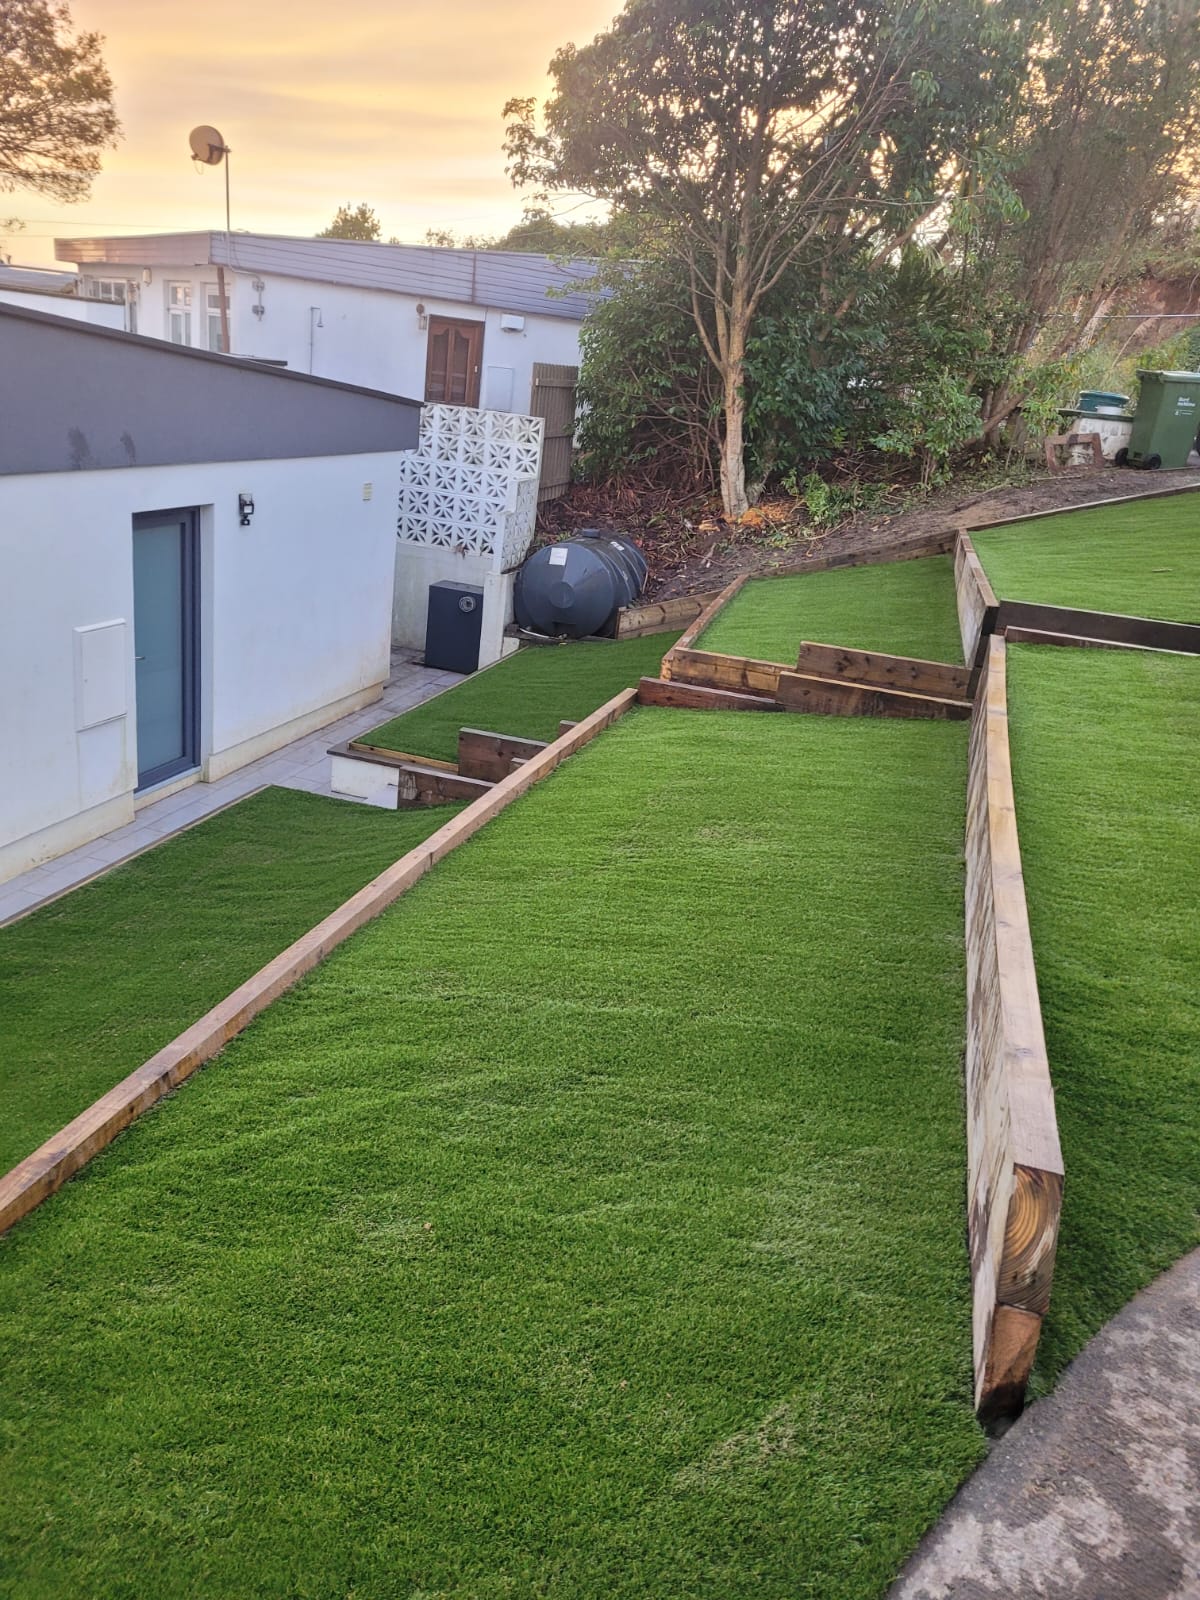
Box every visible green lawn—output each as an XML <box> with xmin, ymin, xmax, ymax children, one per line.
<box><xmin>0</xmin><ymin>711</ymin><xmax>983</xmax><ymax>1600</ymax></box>
<box><xmin>972</xmin><ymin>492</ymin><xmax>1200</xmax><ymax>620</ymax></box>
<box><xmin>1007</xmin><ymin>645</ymin><xmax>1200</xmax><ymax>1393</ymax></box>
<box><xmin>0</xmin><ymin>787</ymin><xmax>459</xmax><ymax>1177</ymax></box>
<box><xmin>698</xmin><ymin>558</ymin><xmax>964</xmax><ymax>664</ymax></box>
<box><xmin>360</xmin><ymin>633</ymin><xmax>680</xmax><ymax>763</ymax></box>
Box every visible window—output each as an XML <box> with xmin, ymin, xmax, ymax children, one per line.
<box><xmin>204</xmin><ymin>282</ymin><xmax>230</xmax><ymax>352</ymax></box>
<box><xmin>165</xmin><ymin>281</ymin><xmax>192</xmax><ymax>345</ymax></box>
<box><xmin>82</xmin><ymin>275</ymin><xmax>135</xmax><ymax>332</ymax></box>
<box><xmin>83</xmin><ymin>277</ymin><xmax>126</xmax><ymax>303</ymax></box>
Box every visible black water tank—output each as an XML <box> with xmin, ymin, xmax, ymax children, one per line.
<box><xmin>514</xmin><ymin>530</ymin><xmax>648</xmax><ymax>639</ymax></box>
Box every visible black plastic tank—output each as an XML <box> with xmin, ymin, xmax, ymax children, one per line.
<box><xmin>513</xmin><ymin>530</ymin><xmax>649</xmax><ymax>639</ymax></box>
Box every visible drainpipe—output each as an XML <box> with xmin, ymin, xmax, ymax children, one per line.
<box><xmin>308</xmin><ymin>306</ymin><xmax>323</xmax><ymax>373</ymax></box>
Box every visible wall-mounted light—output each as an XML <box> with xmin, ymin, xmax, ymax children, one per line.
<box><xmin>499</xmin><ymin>313</ymin><xmax>525</xmax><ymax>333</ymax></box>
<box><xmin>238</xmin><ymin>492</ymin><xmax>255</xmax><ymax>527</ymax></box>
<box><xmin>251</xmin><ymin>277</ymin><xmax>265</xmax><ymax>320</ymax></box>
<box><xmin>415</xmin><ymin>301</ymin><xmax>428</xmax><ymax>332</ymax></box>
<box><xmin>142</xmin><ymin>268</ymin><xmax>152</xmax><ymax>285</ymax></box>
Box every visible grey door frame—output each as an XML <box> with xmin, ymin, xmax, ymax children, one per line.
<box><xmin>133</xmin><ymin>506</ymin><xmax>201</xmax><ymax>791</ymax></box>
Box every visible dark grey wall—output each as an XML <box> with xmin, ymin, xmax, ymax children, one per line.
<box><xmin>0</xmin><ymin>303</ymin><xmax>421</xmax><ymax>476</ymax></box>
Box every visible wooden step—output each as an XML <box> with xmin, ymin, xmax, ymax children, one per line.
<box><xmin>796</xmin><ymin>640</ymin><xmax>972</xmax><ymax>700</ymax></box>
<box><xmin>457</xmin><ymin>727</ymin><xmax>550</xmax><ymax>782</ymax></box>
<box><xmin>775</xmin><ymin>671</ymin><xmax>971</xmax><ymax>720</ymax></box>
<box><xmin>660</xmin><ymin>646</ymin><xmax>786</xmax><ymax>697</ymax></box>
<box><xmin>347</xmin><ymin>740</ymin><xmax>459</xmax><ymax>773</ymax></box>
<box><xmin>394</xmin><ymin>763</ymin><xmax>494</xmax><ymax>808</ymax></box>
<box><xmin>636</xmin><ymin>676</ymin><xmax>781</xmax><ymax>712</ymax></box>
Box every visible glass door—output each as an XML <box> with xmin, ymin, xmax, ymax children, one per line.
<box><xmin>132</xmin><ymin>510</ymin><xmax>199</xmax><ymax>790</ymax></box>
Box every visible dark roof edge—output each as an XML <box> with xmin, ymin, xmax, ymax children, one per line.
<box><xmin>0</xmin><ymin>299</ymin><xmax>423</xmax><ymax>409</ymax></box>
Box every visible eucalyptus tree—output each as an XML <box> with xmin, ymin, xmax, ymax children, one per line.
<box><xmin>505</xmin><ymin>0</ymin><xmax>1026</xmax><ymax>515</ymax></box>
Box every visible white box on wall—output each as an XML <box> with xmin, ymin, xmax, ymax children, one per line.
<box><xmin>74</xmin><ymin>620</ymin><xmax>127</xmax><ymax>730</ymax></box>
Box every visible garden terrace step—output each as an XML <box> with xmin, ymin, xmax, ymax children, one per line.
<box><xmin>776</xmin><ymin>671</ymin><xmax>972</xmax><ymax>720</ymax></box>
<box><xmin>636</xmin><ymin>677</ymin><xmax>782</xmax><ymax>713</ymax></box>
<box><xmin>329</xmin><ymin>741</ymin><xmax>494</xmax><ymax>809</ymax></box>
<box><xmin>796</xmin><ymin>641</ymin><xmax>973</xmax><ymax>700</ymax></box>
<box><xmin>457</xmin><ymin>728</ymin><xmax>550</xmax><ymax>782</ymax></box>
<box><xmin>659</xmin><ymin>646</ymin><xmax>786</xmax><ymax>697</ymax></box>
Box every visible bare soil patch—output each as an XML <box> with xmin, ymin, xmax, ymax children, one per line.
<box><xmin>537</xmin><ymin>466</ymin><xmax>1200</xmax><ymax>602</ymax></box>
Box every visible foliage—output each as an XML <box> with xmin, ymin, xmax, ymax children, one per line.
<box><xmin>491</xmin><ymin>207</ymin><xmax>637</xmax><ymax>257</ymax></box>
<box><xmin>317</xmin><ymin>202</ymin><xmax>383</xmax><ymax>241</ymax></box>
<box><xmin>1070</xmin><ymin>324</ymin><xmax>1200</xmax><ymax>410</ymax></box>
<box><xmin>506</xmin><ymin>0</ymin><xmax>1028</xmax><ymax>517</ymax></box>
<box><xmin>576</xmin><ymin>243</ymin><xmax>1000</xmax><ymax>499</ymax></box>
<box><xmin>967</xmin><ymin>0</ymin><xmax>1200</xmax><ymax>439</ymax></box>
<box><xmin>873</xmin><ymin>372</ymin><xmax>983</xmax><ymax>488</ymax></box>
<box><xmin>792</xmin><ymin>472</ymin><xmax>884</xmax><ymax>531</ymax></box>
<box><xmin>0</xmin><ymin>0</ymin><xmax>119</xmax><ymax>202</ymax></box>
<box><xmin>576</xmin><ymin>251</ymin><xmax>720</xmax><ymax>491</ymax></box>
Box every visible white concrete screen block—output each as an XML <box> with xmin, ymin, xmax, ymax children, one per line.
<box><xmin>74</xmin><ymin>620</ymin><xmax>127</xmax><ymax>729</ymax></box>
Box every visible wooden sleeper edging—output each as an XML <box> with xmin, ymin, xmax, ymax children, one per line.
<box><xmin>0</xmin><ymin>688</ymin><xmax>638</xmax><ymax>1238</ymax></box>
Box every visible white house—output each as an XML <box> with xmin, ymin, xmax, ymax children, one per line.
<box><xmin>53</xmin><ymin>232</ymin><xmax>599</xmax><ymax>424</ymax></box>
<box><xmin>0</xmin><ymin>263</ymin><xmax>126</xmax><ymax>329</ymax></box>
<box><xmin>0</xmin><ymin>302</ymin><xmax>421</xmax><ymax>884</ymax></box>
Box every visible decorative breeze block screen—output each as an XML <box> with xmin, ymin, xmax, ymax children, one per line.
<box><xmin>397</xmin><ymin>405</ymin><xmax>545</xmax><ymax>571</ymax></box>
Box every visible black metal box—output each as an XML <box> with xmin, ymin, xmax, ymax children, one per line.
<box><xmin>424</xmin><ymin>580</ymin><xmax>484</xmax><ymax>675</ymax></box>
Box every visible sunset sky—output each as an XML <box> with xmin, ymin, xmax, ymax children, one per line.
<box><xmin>7</xmin><ymin>0</ymin><xmax>617</xmax><ymax>267</ymax></box>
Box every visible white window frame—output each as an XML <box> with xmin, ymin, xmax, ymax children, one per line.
<box><xmin>165</xmin><ymin>281</ymin><xmax>192</xmax><ymax>346</ymax></box>
<box><xmin>203</xmin><ymin>281</ymin><xmax>229</xmax><ymax>353</ymax></box>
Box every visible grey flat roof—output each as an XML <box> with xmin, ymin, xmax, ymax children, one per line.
<box><xmin>55</xmin><ymin>231</ymin><xmax>603</xmax><ymax>322</ymax></box>
<box><xmin>0</xmin><ymin>301</ymin><xmax>421</xmax><ymax>476</ymax></box>
<box><xmin>0</xmin><ymin>263</ymin><xmax>78</xmax><ymax>294</ymax></box>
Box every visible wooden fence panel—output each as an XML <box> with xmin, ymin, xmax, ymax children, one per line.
<box><xmin>530</xmin><ymin>363</ymin><xmax>578</xmax><ymax>504</ymax></box>
<box><xmin>965</xmin><ymin>635</ymin><xmax>1063</xmax><ymax>1419</ymax></box>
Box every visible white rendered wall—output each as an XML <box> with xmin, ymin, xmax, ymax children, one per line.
<box><xmin>0</xmin><ymin>450</ymin><xmax>402</xmax><ymax>882</ymax></box>
<box><xmin>90</xmin><ymin>262</ymin><xmax>583</xmax><ymax>407</ymax></box>
<box><xmin>391</xmin><ymin>545</ymin><xmax>516</xmax><ymax>669</ymax></box>
<box><xmin>0</xmin><ymin>289</ymin><xmax>125</xmax><ymax>328</ymax></box>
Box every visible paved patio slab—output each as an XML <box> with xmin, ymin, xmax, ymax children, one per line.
<box><xmin>891</xmin><ymin>1249</ymin><xmax>1200</xmax><ymax>1600</ymax></box>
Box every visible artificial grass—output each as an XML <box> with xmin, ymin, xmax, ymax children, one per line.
<box><xmin>360</xmin><ymin>632</ymin><xmax>681</xmax><ymax>763</ymax></box>
<box><xmin>698</xmin><ymin>558</ymin><xmax>964</xmax><ymax>664</ymax></box>
<box><xmin>1006</xmin><ymin>645</ymin><xmax>1200</xmax><ymax>1393</ymax></box>
<box><xmin>0</xmin><ymin>787</ymin><xmax>459</xmax><ymax>1177</ymax></box>
<box><xmin>972</xmin><ymin>492</ymin><xmax>1200</xmax><ymax>621</ymax></box>
<box><xmin>0</xmin><ymin>712</ymin><xmax>982</xmax><ymax>1600</ymax></box>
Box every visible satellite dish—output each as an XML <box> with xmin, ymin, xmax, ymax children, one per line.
<box><xmin>189</xmin><ymin>125</ymin><xmax>228</xmax><ymax>165</ymax></box>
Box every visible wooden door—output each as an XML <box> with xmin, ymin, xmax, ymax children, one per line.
<box><xmin>425</xmin><ymin>317</ymin><xmax>483</xmax><ymax>406</ymax></box>
<box><xmin>530</xmin><ymin>362</ymin><xmax>578</xmax><ymax>502</ymax></box>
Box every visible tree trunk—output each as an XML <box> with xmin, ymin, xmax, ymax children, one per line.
<box><xmin>719</xmin><ymin>339</ymin><xmax>749</xmax><ymax>519</ymax></box>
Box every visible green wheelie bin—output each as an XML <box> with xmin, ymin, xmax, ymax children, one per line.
<box><xmin>1119</xmin><ymin>370</ymin><xmax>1200</xmax><ymax>469</ymax></box>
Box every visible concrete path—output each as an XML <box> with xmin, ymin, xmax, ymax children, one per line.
<box><xmin>0</xmin><ymin>649</ymin><xmax>460</xmax><ymax>927</ymax></box>
<box><xmin>891</xmin><ymin>1250</ymin><xmax>1200</xmax><ymax>1599</ymax></box>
